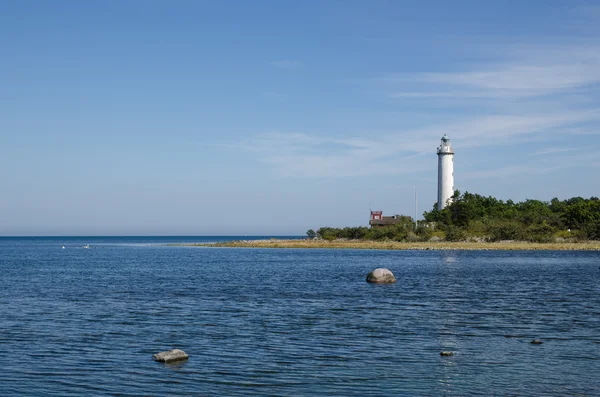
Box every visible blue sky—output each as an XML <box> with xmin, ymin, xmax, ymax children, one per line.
<box><xmin>1</xmin><ymin>0</ymin><xmax>599</xmax><ymax>235</ymax></box>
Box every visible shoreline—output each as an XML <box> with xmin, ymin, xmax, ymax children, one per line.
<box><xmin>177</xmin><ymin>239</ymin><xmax>600</xmax><ymax>251</ymax></box>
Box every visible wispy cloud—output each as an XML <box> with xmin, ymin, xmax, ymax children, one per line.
<box><xmin>389</xmin><ymin>46</ymin><xmax>600</xmax><ymax>99</ymax></box>
<box><xmin>558</xmin><ymin>127</ymin><xmax>600</xmax><ymax>135</ymax></box>
<box><xmin>240</xmin><ymin>132</ymin><xmax>430</xmax><ymax>178</ymax></box>
<box><xmin>235</xmin><ymin>107</ymin><xmax>599</xmax><ymax>178</ymax></box>
<box><xmin>271</xmin><ymin>60</ymin><xmax>303</xmax><ymax>70</ymax></box>
<box><xmin>462</xmin><ymin>164</ymin><xmax>558</xmax><ymax>180</ymax></box>
<box><xmin>234</xmin><ymin>40</ymin><xmax>600</xmax><ymax>180</ymax></box>
<box><xmin>529</xmin><ymin>147</ymin><xmax>577</xmax><ymax>156</ymax></box>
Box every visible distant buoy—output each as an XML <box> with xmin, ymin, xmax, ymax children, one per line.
<box><xmin>62</xmin><ymin>246</ymin><xmax>65</xmax><ymax>249</ymax></box>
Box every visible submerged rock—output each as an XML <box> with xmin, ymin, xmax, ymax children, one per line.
<box><xmin>366</xmin><ymin>268</ymin><xmax>397</xmax><ymax>283</ymax></box>
<box><xmin>440</xmin><ymin>351</ymin><xmax>454</xmax><ymax>356</ymax></box>
<box><xmin>153</xmin><ymin>349</ymin><xmax>189</xmax><ymax>363</ymax></box>
<box><xmin>531</xmin><ymin>339</ymin><xmax>543</xmax><ymax>345</ymax></box>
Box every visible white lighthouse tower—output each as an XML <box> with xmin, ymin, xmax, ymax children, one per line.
<box><xmin>437</xmin><ymin>134</ymin><xmax>454</xmax><ymax>210</ymax></box>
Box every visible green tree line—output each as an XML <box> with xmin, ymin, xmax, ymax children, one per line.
<box><xmin>423</xmin><ymin>191</ymin><xmax>600</xmax><ymax>242</ymax></box>
<box><xmin>306</xmin><ymin>192</ymin><xmax>600</xmax><ymax>242</ymax></box>
<box><xmin>307</xmin><ymin>217</ymin><xmax>434</xmax><ymax>242</ymax></box>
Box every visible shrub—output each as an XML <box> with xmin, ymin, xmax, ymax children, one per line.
<box><xmin>445</xmin><ymin>226</ymin><xmax>466</xmax><ymax>242</ymax></box>
<box><xmin>415</xmin><ymin>225</ymin><xmax>433</xmax><ymax>240</ymax></box>
<box><xmin>554</xmin><ymin>230</ymin><xmax>572</xmax><ymax>239</ymax></box>
<box><xmin>405</xmin><ymin>232</ymin><xmax>422</xmax><ymax>242</ymax></box>
<box><xmin>486</xmin><ymin>222</ymin><xmax>523</xmax><ymax>242</ymax></box>
<box><xmin>577</xmin><ymin>221</ymin><xmax>600</xmax><ymax>241</ymax></box>
<box><xmin>322</xmin><ymin>233</ymin><xmax>336</xmax><ymax>241</ymax></box>
<box><xmin>523</xmin><ymin>222</ymin><xmax>556</xmax><ymax>243</ymax></box>
<box><xmin>370</xmin><ymin>226</ymin><xmax>395</xmax><ymax>241</ymax></box>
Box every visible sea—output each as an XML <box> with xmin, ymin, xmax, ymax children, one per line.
<box><xmin>1</xmin><ymin>236</ymin><xmax>599</xmax><ymax>396</ymax></box>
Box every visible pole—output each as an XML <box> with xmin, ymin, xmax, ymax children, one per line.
<box><xmin>414</xmin><ymin>187</ymin><xmax>418</xmax><ymax>231</ymax></box>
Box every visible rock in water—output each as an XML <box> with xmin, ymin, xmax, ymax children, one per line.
<box><xmin>153</xmin><ymin>349</ymin><xmax>189</xmax><ymax>363</ymax></box>
<box><xmin>366</xmin><ymin>268</ymin><xmax>397</xmax><ymax>283</ymax></box>
<box><xmin>440</xmin><ymin>351</ymin><xmax>454</xmax><ymax>356</ymax></box>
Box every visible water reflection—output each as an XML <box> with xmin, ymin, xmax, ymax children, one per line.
<box><xmin>435</xmin><ymin>252</ymin><xmax>462</xmax><ymax>396</ymax></box>
<box><xmin>442</xmin><ymin>252</ymin><xmax>458</xmax><ymax>263</ymax></box>
<box><xmin>163</xmin><ymin>360</ymin><xmax>189</xmax><ymax>371</ymax></box>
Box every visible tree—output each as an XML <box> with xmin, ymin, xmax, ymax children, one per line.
<box><xmin>306</xmin><ymin>229</ymin><xmax>316</xmax><ymax>239</ymax></box>
<box><xmin>315</xmin><ymin>195</ymin><xmax>600</xmax><ymax>242</ymax></box>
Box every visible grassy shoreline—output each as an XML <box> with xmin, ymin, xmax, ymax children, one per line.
<box><xmin>177</xmin><ymin>239</ymin><xmax>600</xmax><ymax>251</ymax></box>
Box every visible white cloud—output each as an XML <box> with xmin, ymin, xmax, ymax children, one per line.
<box><xmin>462</xmin><ymin>164</ymin><xmax>556</xmax><ymax>180</ymax></box>
<box><xmin>236</xmin><ymin>108</ymin><xmax>599</xmax><ymax>178</ymax></box>
<box><xmin>389</xmin><ymin>46</ymin><xmax>600</xmax><ymax>99</ymax></box>
<box><xmin>423</xmin><ymin>65</ymin><xmax>598</xmax><ymax>94</ymax></box>
<box><xmin>233</xmin><ymin>41</ymin><xmax>600</xmax><ymax>180</ymax></box>
<box><xmin>529</xmin><ymin>147</ymin><xmax>577</xmax><ymax>156</ymax></box>
<box><xmin>557</xmin><ymin>127</ymin><xmax>600</xmax><ymax>135</ymax></box>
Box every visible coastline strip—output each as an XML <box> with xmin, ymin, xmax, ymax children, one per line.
<box><xmin>174</xmin><ymin>239</ymin><xmax>600</xmax><ymax>251</ymax></box>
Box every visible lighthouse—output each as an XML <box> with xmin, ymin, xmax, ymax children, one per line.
<box><xmin>437</xmin><ymin>134</ymin><xmax>454</xmax><ymax>210</ymax></box>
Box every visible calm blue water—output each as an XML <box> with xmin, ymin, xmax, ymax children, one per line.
<box><xmin>1</xmin><ymin>237</ymin><xmax>599</xmax><ymax>396</ymax></box>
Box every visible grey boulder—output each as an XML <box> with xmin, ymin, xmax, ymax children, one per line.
<box><xmin>153</xmin><ymin>349</ymin><xmax>189</xmax><ymax>363</ymax></box>
<box><xmin>366</xmin><ymin>268</ymin><xmax>397</xmax><ymax>283</ymax></box>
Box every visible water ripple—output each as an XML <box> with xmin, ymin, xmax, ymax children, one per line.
<box><xmin>0</xmin><ymin>241</ymin><xmax>599</xmax><ymax>395</ymax></box>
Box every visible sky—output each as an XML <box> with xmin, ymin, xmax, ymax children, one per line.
<box><xmin>1</xmin><ymin>0</ymin><xmax>599</xmax><ymax>235</ymax></box>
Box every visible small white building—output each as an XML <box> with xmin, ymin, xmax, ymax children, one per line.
<box><xmin>437</xmin><ymin>134</ymin><xmax>454</xmax><ymax>210</ymax></box>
